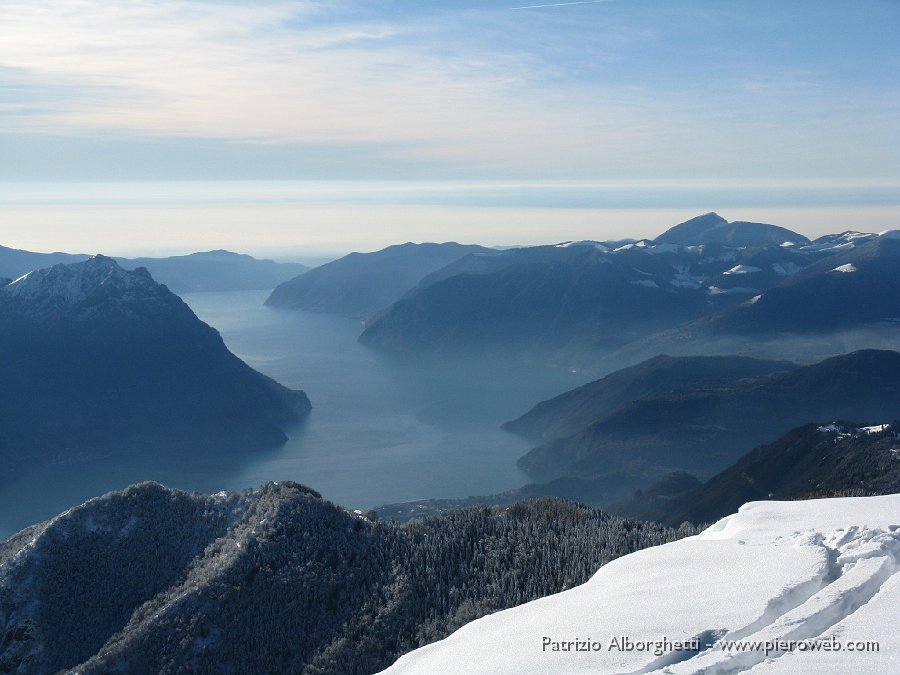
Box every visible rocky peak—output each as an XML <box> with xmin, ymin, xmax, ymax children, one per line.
<box><xmin>0</xmin><ymin>255</ymin><xmax>173</xmax><ymax>320</ymax></box>
<box><xmin>654</xmin><ymin>212</ymin><xmax>728</xmax><ymax>244</ymax></box>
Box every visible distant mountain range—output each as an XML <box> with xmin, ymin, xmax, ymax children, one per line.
<box><xmin>117</xmin><ymin>250</ymin><xmax>309</xmax><ymax>293</ymax></box>
<box><xmin>704</xmin><ymin>234</ymin><xmax>900</xmax><ymax>334</ymax></box>
<box><xmin>601</xmin><ymin>232</ymin><xmax>900</xmax><ymax>366</ymax></box>
<box><xmin>357</xmin><ymin>238</ymin><xmax>724</xmax><ymax>357</ymax></box>
<box><xmin>511</xmin><ymin>350</ymin><xmax>900</xmax><ymax>485</ymax></box>
<box><xmin>265</xmin><ymin>242</ymin><xmax>497</xmax><ymax>320</ymax></box>
<box><xmin>0</xmin><ymin>245</ymin><xmax>86</xmax><ymax>278</ymax></box>
<box><xmin>0</xmin><ymin>245</ymin><xmax>308</xmax><ymax>293</ymax></box>
<box><xmin>0</xmin><ymin>256</ymin><xmax>310</xmax><ymax>482</ymax></box>
<box><xmin>0</xmin><ymin>481</ymin><xmax>695</xmax><ymax>675</ymax></box>
<box><xmin>617</xmin><ymin>421</ymin><xmax>900</xmax><ymax>526</ymax></box>
<box><xmin>348</xmin><ymin>215</ymin><xmax>899</xmax><ymax>369</ymax></box>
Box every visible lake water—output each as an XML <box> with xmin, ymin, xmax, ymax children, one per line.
<box><xmin>0</xmin><ymin>290</ymin><xmax>584</xmax><ymax>539</ymax></box>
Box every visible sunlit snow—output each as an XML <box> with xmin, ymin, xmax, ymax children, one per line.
<box><xmin>724</xmin><ymin>264</ymin><xmax>762</xmax><ymax>275</ymax></box>
<box><xmin>384</xmin><ymin>495</ymin><xmax>900</xmax><ymax>674</ymax></box>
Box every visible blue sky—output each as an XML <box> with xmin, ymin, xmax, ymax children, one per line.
<box><xmin>1</xmin><ymin>0</ymin><xmax>898</xmax><ymax>254</ymax></box>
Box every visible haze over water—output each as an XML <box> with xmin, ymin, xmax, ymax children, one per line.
<box><xmin>0</xmin><ymin>290</ymin><xmax>584</xmax><ymax>539</ymax></box>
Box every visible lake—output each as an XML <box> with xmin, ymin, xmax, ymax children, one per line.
<box><xmin>0</xmin><ymin>290</ymin><xmax>585</xmax><ymax>539</ymax></box>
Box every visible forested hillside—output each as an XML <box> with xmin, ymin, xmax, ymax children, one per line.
<box><xmin>0</xmin><ymin>482</ymin><xmax>698</xmax><ymax>674</ymax></box>
<box><xmin>618</xmin><ymin>421</ymin><xmax>900</xmax><ymax>526</ymax></box>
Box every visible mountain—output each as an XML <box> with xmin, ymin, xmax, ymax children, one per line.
<box><xmin>622</xmin><ymin>421</ymin><xmax>900</xmax><ymax>527</ymax></box>
<box><xmin>116</xmin><ymin>250</ymin><xmax>308</xmax><ymax>293</ymax></box>
<box><xmin>0</xmin><ymin>244</ymin><xmax>89</xmax><ymax>279</ymax></box>
<box><xmin>265</xmin><ymin>242</ymin><xmax>496</xmax><ymax>320</ymax></box>
<box><xmin>356</xmin><ymin>218</ymin><xmax>894</xmax><ymax>370</ymax></box>
<box><xmin>592</xmin><ymin>231</ymin><xmax>900</xmax><ymax>372</ymax></box>
<box><xmin>0</xmin><ymin>481</ymin><xmax>696</xmax><ymax>675</ymax></box>
<box><xmin>516</xmin><ymin>350</ymin><xmax>900</xmax><ymax>482</ymax></box>
<box><xmin>801</xmin><ymin>230</ymin><xmax>879</xmax><ymax>254</ymax></box>
<box><xmin>655</xmin><ymin>211</ymin><xmax>810</xmax><ymax>247</ymax></box>
<box><xmin>0</xmin><ymin>256</ymin><xmax>310</xmax><ymax>481</ymax></box>
<box><xmin>359</xmin><ymin>238</ymin><xmax>805</xmax><ymax>361</ymax></box>
<box><xmin>705</xmin><ymin>233</ymin><xmax>900</xmax><ymax>334</ymax></box>
<box><xmin>386</xmin><ymin>494</ymin><xmax>900</xmax><ymax>674</ymax></box>
<box><xmin>0</xmin><ymin>245</ymin><xmax>308</xmax><ymax>293</ymax></box>
<box><xmin>504</xmin><ymin>354</ymin><xmax>794</xmax><ymax>442</ymax></box>
<box><xmin>357</xmin><ymin>216</ymin><xmax>837</xmax><ymax>366</ymax></box>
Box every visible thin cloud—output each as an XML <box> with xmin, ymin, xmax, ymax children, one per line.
<box><xmin>0</xmin><ymin>1</ymin><xmax>896</xmax><ymax>181</ymax></box>
<box><xmin>510</xmin><ymin>1</ymin><xmax>616</xmax><ymax>10</ymax></box>
<box><xmin>0</xmin><ymin>0</ymin><xmax>642</xmax><ymax>171</ymax></box>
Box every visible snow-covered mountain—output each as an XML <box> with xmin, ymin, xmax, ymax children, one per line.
<box><xmin>0</xmin><ymin>256</ymin><xmax>310</xmax><ymax>478</ymax></box>
<box><xmin>385</xmin><ymin>494</ymin><xmax>900</xmax><ymax>674</ymax></box>
<box><xmin>2</xmin><ymin>254</ymin><xmax>173</xmax><ymax>320</ymax></box>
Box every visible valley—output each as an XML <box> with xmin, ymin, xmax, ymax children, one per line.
<box><xmin>2</xmin><ymin>214</ymin><xmax>898</xmax><ymax>674</ymax></box>
<box><xmin>4</xmin><ymin>2</ymin><xmax>898</xmax><ymax>671</ymax></box>
<box><xmin>0</xmin><ymin>288</ymin><xmax>583</xmax><ymax>539</ymax></box>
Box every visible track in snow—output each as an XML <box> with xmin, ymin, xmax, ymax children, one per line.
<box><xmin>648</xmin><ymin>525</ymin><xmax>900</xmax><ymax>674</ymax></box>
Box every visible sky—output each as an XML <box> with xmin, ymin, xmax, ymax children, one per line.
<box><xmin>1</xmin><ymin>0</ymin><xmax>898</xmax><ymax>256</ymax></box>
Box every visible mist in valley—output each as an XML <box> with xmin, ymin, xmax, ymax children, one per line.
<box><xmin>0</xmin><ymin>289</ymin><xmax>587</xmax><ymax>539</ymax></box>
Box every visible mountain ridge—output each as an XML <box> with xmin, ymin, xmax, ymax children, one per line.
<box><xmin>516</xmin><ymin>349</ymin><xmax>900</xmax><ymax>483</ymax></box>
<box><xmin>655</xmin><ymin>212</ymin><xmax>810</xmax><ymax>247</ymax></box>
<box><xmin>0</xmin><ymin>244</ymin><xmax>307</xmax><ymax>293</ymax></box>
<box><xmin>0</xmin><ymin>481</ymin><xmax>696</xmax><ymax>675</ymax></box>
<box><xmin>619</xmin><ymin>421</ymin><xmax>900</xmax><ymax>526</ymax></box>
<box><xmin>503</xmin><ymin>354</ymin><xmax>795</xmax><ymax>442</ymax></box>
<box><xmin>266</xmin><ymin>242</ymin><xmax>496</xmax><ymax>320</ymax></box>
<box><xmin>356</xmin><ymin>215</ymin><xmax>884</xmax><ymax>368</ymax></box>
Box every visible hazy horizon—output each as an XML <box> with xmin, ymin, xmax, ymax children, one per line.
<box><xmin>3</xmin><ymin>179</ymin><xmax>899</xmax><ymax>259</ymax></box>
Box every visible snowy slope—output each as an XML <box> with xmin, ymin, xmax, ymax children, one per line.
<box><xmin>384</xmin><ymin>495</ymin><xmax>899</xmax><ymax>674</ymax></box>
<box><xmin>3</xmin><ymin>254</ymin><xmax>155</xmax><ymax>303</ymax></box>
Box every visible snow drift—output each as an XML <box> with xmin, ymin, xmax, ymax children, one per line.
<box><xmin>384</xmin><ymin>495</ymin><xmax>899</xmax><ymax>674</ymax></box>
